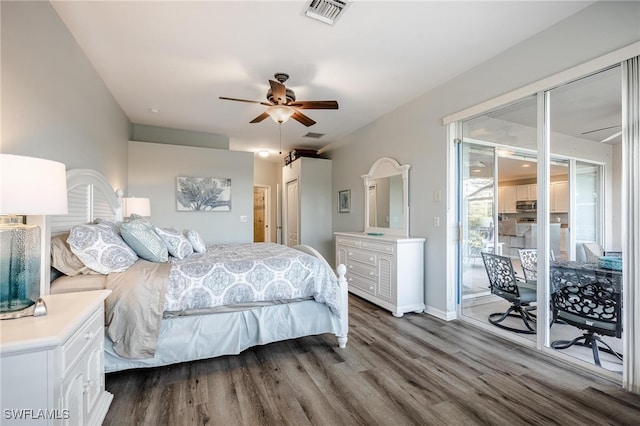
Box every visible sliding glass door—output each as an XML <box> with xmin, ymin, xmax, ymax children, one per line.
<box><xmin>455</xmin><ymin>64</ymin><xmax>623</xmax><ymax>375</ymax></box>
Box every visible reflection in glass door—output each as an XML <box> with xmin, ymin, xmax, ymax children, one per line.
<box><xmin>459</xmin><ymin>141</ymin><xmax>495</xmax><ymax>317</ymax></box>
<box><xmin>547</xmin><ymin>65</ymin><xmax>622</xmax><ymax>374</ymax></box>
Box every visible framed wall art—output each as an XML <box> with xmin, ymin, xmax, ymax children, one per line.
<box><xmin>338</xmin><ymin>189</ymin><xmax>351</xmax><ymax>213</ymax></box>
<box><xmin>176</xmin><ymin>176</ymin><xmax>232</xmax><ymax>212</ymax></box>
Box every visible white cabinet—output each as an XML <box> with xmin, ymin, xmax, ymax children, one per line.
<box><xmin>517</xmin><ymin>183</ymin><xmax>537</xmax><ymax>201</ymax></box>
<box><xmin>498</xmin><ymin>186</ymin><xmax>517</xmax><ymax>213</ymax></box>
<box><xmin>335</xmin><ymin>232</ymin><xmax>425</xmax><ymax>317</ymax></box>
<box><xmin>0</xmin><ymin>290</ymin><xmax>112</xmax><ymax>426</ymax></box>
<box><xmin>550</xmin><ymin>181</ymin><xmax>569</xmax><ymax>213</ymax></box>
<box><xmin>282</xmin><ymin>157</ymin><xmax>332</xmax><ymax>262</ymax></box>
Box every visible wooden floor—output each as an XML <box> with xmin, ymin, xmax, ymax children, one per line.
<box><xmin>104</xmin><ymin>295</ymin><xmax>640</xmax><ymax>426</ymax></box>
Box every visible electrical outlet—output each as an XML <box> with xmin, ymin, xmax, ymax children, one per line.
<box><xmin>433</xmin><ymin>216</ymin><xmax>440</xmax><ymax>227</ymax></box>
<box><xmin>240</xmin><ymin>215</ymin><xmax>248</xmax><ymax>223</ymax></box>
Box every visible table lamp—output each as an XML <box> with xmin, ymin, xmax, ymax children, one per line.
<box><xmin>122</xmin><ymin>197</ymin><xmax>151</xmax><ymax>219</ymax></box>
<box><xmin>0</xmin><ymin>154</ymin><xmax>68</xmax><ymax>319</ymax></box>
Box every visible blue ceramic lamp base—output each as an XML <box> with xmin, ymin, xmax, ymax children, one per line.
<box><xmin>0</xmin><ymin>220</ymin><xmax>45</xmax><ymax>320</ymax></box>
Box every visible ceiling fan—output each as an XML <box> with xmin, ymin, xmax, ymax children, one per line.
<box><xmin>219</xmin><ymin>73</ymin><xmax>338</xmax><ymax>127</ymax></box>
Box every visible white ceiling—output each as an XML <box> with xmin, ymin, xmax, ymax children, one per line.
<box><xmin>50</xmin><ymin>0</ymin><xmax>594</xmax><ymax>159</ymax></box>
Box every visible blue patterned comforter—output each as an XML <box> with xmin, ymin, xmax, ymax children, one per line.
<box><xmin>163</xmin><ymin>243</ymin><xmax>341</xmax><ymax>316</ymax></box>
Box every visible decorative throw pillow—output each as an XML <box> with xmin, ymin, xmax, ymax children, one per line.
<box><xmin>184</xmin><ymin>229</ymin><xmax>206</xmax><ymax>253</ymax></box>
<box><xmin>154</xmin><ymin>227</ymin><xmax>194</xmax><ymax>259</ymax></box>
<box><xmin>120</xmin><ymin>219</ymin><xmax>169</xmax><ymax>263</ymax></box>
<box><xmin>51</xmin><ymin>233</ymin><xmax>95</xmax><ymax>276</ymax></box>
<box><xmin>93</xmin><ymin>218</ymin><xmax>122</xmax><ymax>235</ymax></box>
<box><xmin>67</xmin><ymin>223</ymin><xmax>138</xmax><ymax>274</ymax></box>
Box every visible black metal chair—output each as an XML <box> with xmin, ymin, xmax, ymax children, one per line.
<box><xmin>549</xmin><ymin>265</ymin><xmax>622</xmax><ymax>367</ymax></box>
<box><xmin>518</xmin><ymin>248</ymin><xmax>556</xmax><ymax>283</ymax></box>
<box><xmin>481</xmin><ymin>252</ymin><xmax>537</xmax><ymax>334</ymax></box>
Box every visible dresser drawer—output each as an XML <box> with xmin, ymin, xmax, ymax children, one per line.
<box><xmin>346</xmin><ymin>247</ymin><xmax>376</xmax><ymax>265</ymax></box>
<box><xmin>336</xmin><ymin>236</ymin><xmax>361</xmax><ymax>248</ymax></box>
<box><xmin>346</xmin><ymin>260</ymin><xmax>377</xmax><ymax>279</ymax></box>
<box><xmin>360</xmin><ymin>240</ymin><xmax>395</xmax><ymax>255</ymax></box>
<box><xmin>347</xmin><ymin>274</ymin><xmax>376</xmax><ymax>296</ymax></box>
<box><xmin>61</xmin><ymin>308</ymin><xmax>103</xmax><ymax>374</ymax></box>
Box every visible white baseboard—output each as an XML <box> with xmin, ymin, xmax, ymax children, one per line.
<box><xmin>424</xmin><ymin>305</ymin><xmax>457</xmax><ymax>321</ymax></box>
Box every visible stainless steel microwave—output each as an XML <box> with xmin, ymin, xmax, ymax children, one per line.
<box><xmin>516</xmin><ymin>200</ymin><xmax>537</xmax><ymax>212</ymax></box>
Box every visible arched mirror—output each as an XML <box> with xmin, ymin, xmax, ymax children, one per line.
<box><xmin>362</xmin><ymin>157</ymin><xmax>410</xmax><ymax>237</ymax></box>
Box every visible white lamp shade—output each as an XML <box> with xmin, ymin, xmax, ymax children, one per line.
<box><xmin>123</xmin><ymin>197</ymin><xmax>151</xmax><ymax>217</ymax></box>
<box><xmin>0</xmin><ymin>154</ymin><xmax>68</xmax><ymax>215</ymax></box>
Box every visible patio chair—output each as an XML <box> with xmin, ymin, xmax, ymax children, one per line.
<box><xmin>481</xmin><ymin>252</ymin><xmax>537</xmax><ymax>334</ymax></box>
<box><xmin>582</xmin><ymin>242</ymin><xmax>603</xmax><ymax>263</ymax></box>
<box><xmin>518</xmin><ymin>248</ymin><xmax>556</xmax><ymax>283</ymax></box>
<box><xmin>549</xmin><ymin>265</ymin><xmax>622</xmax><ymax>367</ymax></box>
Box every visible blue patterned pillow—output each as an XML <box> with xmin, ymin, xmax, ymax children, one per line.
<box><xmin>184</xmin><ymin>229</ymin><xmax>206</xmax><ymax>253</ymax></box>
<box><xmin>121</xmin><ymin>219</ymin><xmax>169</xmax><ymax>263</ymax></box>
<box><xmin>154</xmin><ymin>227</ymin><xmax>194</xmax><ymax>259</ymax></box>
<box><xmin>67</xmin><ymin>223</ymin><xmax>138</xmax><ymax>274</ymax></box>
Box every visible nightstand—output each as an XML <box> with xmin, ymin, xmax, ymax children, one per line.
<box><xmin>1</xmin><ymin>290</ymin><xmax>112</xmax><ymax>425</ymax></box>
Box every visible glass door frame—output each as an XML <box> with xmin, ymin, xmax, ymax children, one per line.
<box><xmin>445</xmin><ymin>43</ymin><xmax>639</xmax><ymax>383</ymax></box>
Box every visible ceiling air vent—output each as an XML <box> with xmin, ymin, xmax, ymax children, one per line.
<box><xmin>303</xmin><ymin>132</ymin><xmax>325</xmax><ymax>139</ymax></box>
<box><xmin>303</xmin><ymin>0</ymin><xmax>349</xmax><ymax>26</ymax></box>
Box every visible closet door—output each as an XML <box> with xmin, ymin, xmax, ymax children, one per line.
<box><xmin>286</xmin><ymin>179</ymin><xmax>299</xmax><ymax>247</ymax></box>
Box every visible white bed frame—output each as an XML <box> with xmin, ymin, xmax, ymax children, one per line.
<box><xmin>48</xmin><ymin>169</ymin><xmax>348</xmax><ymax>372</ymax></box>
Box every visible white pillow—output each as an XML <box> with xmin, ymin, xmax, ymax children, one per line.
<box><xmin>67</xmin><ymin>223</ymin><xmax>138</xmax><ymax>274</ymax></box>
<box><xmin>185</xmin><ymin>229</ymin><xmax>206</xmax><ymax>253</ymax></box>
<box><xmin>154</xmin><ymin>227</ymin><xmax>194</xmax><ymax>259</ymax></box>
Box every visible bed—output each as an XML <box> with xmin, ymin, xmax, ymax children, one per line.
<box><xmin>47</xmin><ymin>169</ymin><xmax>348</xmax><ymax>372</ymax></box>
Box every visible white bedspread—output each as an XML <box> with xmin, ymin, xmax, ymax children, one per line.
<box><xmin>164</xmin><ymin>243</ymin><xmax>341</xmax><ymax>316</ymax></box>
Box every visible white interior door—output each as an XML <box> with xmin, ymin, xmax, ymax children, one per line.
<box><xmin>286</xmin><ymin>179</ymin><xmax>299</xmax><ymax>247</ymax></box>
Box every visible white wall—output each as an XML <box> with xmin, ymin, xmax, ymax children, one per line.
<box><xmin>327</xmin><ymin>1</ymin><xmax>640</xmax><ymax>317</ymax></box>
<box><xmin>1</xmin><ymin>1</ymin><xmax>131</xmax><ymax>189</ymax></box>
<box><xmin>128</xmin><ymin>141</ymin><xmax>254</xmax><ymax>244</ymax></box>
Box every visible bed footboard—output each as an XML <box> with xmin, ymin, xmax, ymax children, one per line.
<box><xmin>294</xmin><ymin>244</ymin><xmax>348</xmax><ymax>348</ymax></box>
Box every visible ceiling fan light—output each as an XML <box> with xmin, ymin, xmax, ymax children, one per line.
<box><xmin>258</xmin><ymin>150</ymin><xmax>269</xmax><ymax>158</ymax></box>
<box><xmin>267</xmin><ymin>105</ymin><xmax>295</xmax><ymax>124</ymax></box>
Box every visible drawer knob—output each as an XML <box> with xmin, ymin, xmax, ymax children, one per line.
<box><xmin>369</xmin><ymin>257</ymin><xmax>374</xmax><ymax>261</ymax></box>
<box><xmin>369</xmin><ymin>286</ymin><xmax>374</xmax><ymax>291</ymax></box>
<box><xmin>85</xmin><ymin>331</ymin><xmax>95</xmax><ymax>340</ymax></box>
<box><xmin>370</xmin><ymin>271</ymin><xmax>375</xmax><ymax>276</ymax></box>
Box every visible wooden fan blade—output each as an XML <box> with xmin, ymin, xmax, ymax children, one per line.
<box><xmin>219</xmin><ymin>96</ymin><xmax>272</xmax><ymax>106</ymax></box>
<box><xmin>291</xmin><ymin>111</ymin><xmax>316</xmax><ymax>127</ymax></box>
<box><xmin>269</xmin><ymin>80</ymin><xmax>287</xmax><ymax>105</ymax></box>
<box><xmin>250</xmin><ymin>112</ymin><xmax>270</xmax><ymax>124</ymax></box>
<box><xmin>289</xmin><ymin>100</ymin><xmax>339</xmax><ymax>109</ymax></box>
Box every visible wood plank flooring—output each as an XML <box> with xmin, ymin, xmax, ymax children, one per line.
<box><xmin>103</xmin><ymin>295</ymin><xmax>640</xmax><ymax>425</ymax></box>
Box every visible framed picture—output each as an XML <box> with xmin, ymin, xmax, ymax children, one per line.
<box><xmin>176</xmin><ymin>176</ymin><xmax>232</xmax><ymax>211</ymax></box>
<box><xmin>338</xmin><ymin>189</ymin><xmax>351</xmax><ymax>213</ymax></box>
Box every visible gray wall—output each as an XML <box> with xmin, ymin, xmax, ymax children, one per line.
<box><xmin>128</xmin><ymin>141</ymin><xmax>253</xmax><ymax>244</ymax></box>
<box><xmin>1</xmin><ymin>0</ymin><xmax>131</xmax><ymax>189</ymax></box>
<box><xmin>327</xmin><ymin>1</ymin><xmax>640</xmax><ymax>317</ymax></box>
<box><xmin>132</xmin><ymin>124</ymin><xmax>229</xmax><ymax>150</ymax></box>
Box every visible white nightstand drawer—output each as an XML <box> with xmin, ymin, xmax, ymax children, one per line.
<box><xmin>62</xmin><ymin>308</ymin><xmax>102</xmax><ymax>374</ymax></box>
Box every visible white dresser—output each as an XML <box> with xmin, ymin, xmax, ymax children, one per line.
<box><xmin>0</xmin><ymin>290</ymin><xmax>112</xmax><ymax>426</ymax></box>
<box><xmin>335</xmin><ymin>232</ymin><xmax>425</xmax><ymax>317</ymax></box>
